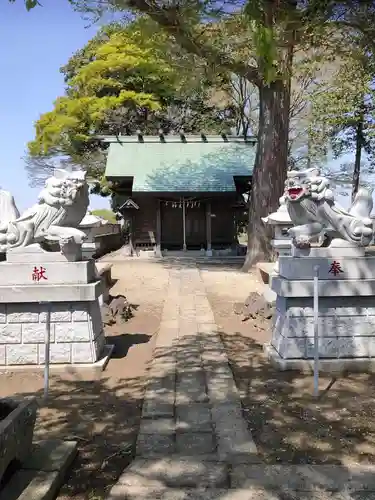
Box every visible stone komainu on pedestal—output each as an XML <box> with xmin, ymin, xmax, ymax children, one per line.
<box><xmin>0</xmin><ymin>169</ymin><xmax>106</xmax><ymax>367</ymax></box>
<box><xmin>263</xmin><ymin>167</ymin><xmax>375</xmax><ymax>372</ymax></box>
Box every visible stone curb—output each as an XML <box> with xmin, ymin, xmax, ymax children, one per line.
<box><xmin>107</xmin><ymin>486</ymin><xmax>280</xmax><ymax>499</ymax></box>
<box><xmin>0</xmin><ymin>439</ymin><xmax>77</xmax><ymax>500</ymax></box>
<box><xmin>196</xmin><ymin>312</ymin><xmax>259</xmax><ymax>461</ymax></box>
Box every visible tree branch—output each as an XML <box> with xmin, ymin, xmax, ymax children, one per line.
<box><xmin>125</xmin><ymin>0</ymin><xmax>262</xmax><ymax>86</ymax></box>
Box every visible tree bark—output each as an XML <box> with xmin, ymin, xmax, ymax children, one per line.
<box><xmin>242</xmin><ymin>79</ymin><xmax>291</xmax><ymax>271</ymax></box>
<box><xmin>352</xmin><ymin>119</ymin><xmax>363</xmax><ymax>202</ymax></box>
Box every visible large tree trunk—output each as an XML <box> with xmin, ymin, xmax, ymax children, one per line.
<box><xmin>242</xmin><ymin>79</ymin><xmax>291</xmax><ymax>271</ymax></box>
<box><xmin>352</xmin><ymin>119</ymin><xmax>363</xmax><ymax>203</ymax></box>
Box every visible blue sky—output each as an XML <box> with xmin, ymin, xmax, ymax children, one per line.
<box><xmin>0</xmin><ymin>0</ymin><xmax>108</xmax><ymax>211</ymax></box>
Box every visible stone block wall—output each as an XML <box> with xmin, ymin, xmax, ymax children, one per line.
<box><xmin>0</xmin><ymin>301</ymin><xmax>105</xmax><ymax>365</ymax></box>
<box><xmin>272</xmin><ymin>296</ymin><xmax>375</xmax><ymax>359</ymax></box>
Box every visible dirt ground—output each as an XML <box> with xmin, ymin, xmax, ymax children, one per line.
<box><xmin>3</xmin><ymin>258</ymin><xmax>375</xmax><ymax>499</ymax></box>
<box><xmin>0</xmin><ymin>260</ymin><xmax>169</xmax><ymax>500</ymax></box>
<box><xmin>200</xmin><ymin>263</ymin><xmax>375</xmax><ymax>467</ymax></box>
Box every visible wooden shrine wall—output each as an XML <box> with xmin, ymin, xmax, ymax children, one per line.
<box><xmin>210</xmin><ymin>199</ymin><xmax>237</xmax><ymax>246</ymax></box>
<box><xmin>131</xmin><ymin>197</ymin><xmax>158</xmax><ymax>247</ymax></box>
<box><xmin>128</xmin><ymin>194</ymin><xmax>240</xmax><ymax>250</ymax></box>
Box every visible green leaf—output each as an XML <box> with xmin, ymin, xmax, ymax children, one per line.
<box><xmin>25</xmin><ymin>0</ymin><xmax>40</xmax><ymax>10</ymax></box>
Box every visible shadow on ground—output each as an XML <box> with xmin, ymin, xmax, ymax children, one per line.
<box><xmin>201</xmin><ymin>273</ymin><xmax>375</xmax><ymax>468</ymax></box>
<box><xmin>1</xmin><ymin>374</ymin><xmax>143</xmax><ymax>499</ymax></box>
<box><xmin>4</xmin><ymin>330</ymin><xmax>375</xmax><ymax>500</ymax></box>
<box><xmin>221</xmin><ymin>330</ymin><xmax>375</xmax><ymax>467</ymax></box>
<box><xmin>110</xmin><ymin>333</ymin><xmax>152</xmax><ymax>359</ymax></box>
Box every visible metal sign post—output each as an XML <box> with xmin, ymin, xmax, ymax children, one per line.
<box><xmin>313</xmin><ymin>265</ymin><xmax>320</xmax><ymax>398</ymax></box>
<box><xmin>40</xmin><ymin>302</ymin><xmax>51</xmax><ymax>401</ymax></box>
<box><xmin>182</xmin><ymin>198</ymin><xmax>187</xmax><ymax>251</ymax></box>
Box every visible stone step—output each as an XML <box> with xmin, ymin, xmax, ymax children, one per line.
<box><xmin>112</xmin><ymin>458</ymin><xmax>228</xmax><ymax>489</ymax></box>
<box><xmin>107</xmin><ymin>460</ymin><xmax>375</xmax><ymax>499</ymax></box>
<box><xmin>107</xmin><ymin>485</ymin><xmax>374</xmax><ymax>499</ymax></box>
<box><xmin>0</xmin><ymin>439</ymin><xmax>77</xmax><ymax>500</ymax></box>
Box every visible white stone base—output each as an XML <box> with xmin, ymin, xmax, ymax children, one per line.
<box><xmin>269</xmin><ymin>251</ymin><xmax>375</xmax><ymax>373</ymax></box>
<box><xmin>0</xmin><ymin>260</ymin><xmax>96</xmax><ymax>286</ymax></box>
<box><xmin>272</xmin><ymin>276</ymin><xmax>375</xmax><ymax>297</ymax></box>
<box><xmin>0</xmin><ymin>300</ymin><xmax>106</xmax><ymax>366</ymax></box>
<box><xmin>264</xmin><ymin>343</ymin><xmax>375</xmax><ymax>374</ymax></box>
<box><xmin>279</xmin><ymin>256</ymin><xmax>375</xmax><ymax>280</ymax></box>
<box><xmin>0</xmin><ymin>344</ymin><xmax>114</xmax><ymax>376</ymax></box>
<box><xmin>0</xmin><ymin>249</ymin><xmax>108</xmax><ymax>368</ymax></box>
<box><xmin>0</xmin><ymin>281</ymin><xmax>102</xmax><ymax>302</ymax></box>
<box><xmin>271</xmin><ymin>294</ymin><xmax>375</xmax><ymax>361</ymax></box>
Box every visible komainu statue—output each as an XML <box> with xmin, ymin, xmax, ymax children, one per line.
<box><xmin>284</xmin><ymin>168</ymin><xmax>374</xmax><ymax>248</ymax></box>
<box><xmin>0</xmin><ymin>169</ymin><xmax>89</xmax><ymax>253</ymax></box>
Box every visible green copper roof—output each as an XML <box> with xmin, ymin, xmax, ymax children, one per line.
<box><xmin>104</xmin><ymin>138</ymin><xmax>255</xmax><ymax>192</ymax></box>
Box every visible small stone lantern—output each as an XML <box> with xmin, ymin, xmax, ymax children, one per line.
<box><xmin>262</xmin><ymin>197</ymin><xmax>294</xmax><ymax>273</ymax></box>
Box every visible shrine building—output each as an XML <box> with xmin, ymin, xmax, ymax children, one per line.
<box><xmin>101</xmin><ymin>133</ymin><xmax>256</xmax><ymax>255</ymax></box>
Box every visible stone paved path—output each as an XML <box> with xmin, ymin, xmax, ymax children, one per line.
<box><xmin>107</xmin><ymin>265</ymin><xmax>375</xmax><ymax>500</ymax></box>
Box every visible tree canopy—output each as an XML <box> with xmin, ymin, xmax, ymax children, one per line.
<box><xmin>27</xmin><ymin>20</ymin><xmax>235</xmax><ymax>190</ymax></box>
<box><xmin>308</xmin><ymin>32</ymin><xmax>375</xmax><ymax>199</ymax></box>
<box><xmin>29</xmin><ymin>26</ymin><xmax>171</xmax><ymax>158</ymax></box>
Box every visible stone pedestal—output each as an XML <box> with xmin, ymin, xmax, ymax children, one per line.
<box><xmin>0</xmin><ymin>245</ymin><xmax>107</xmax><ymax>367</ymax></box>
<box><xmin>265</xmin><ymin>244</ymin><xmax>375</xmax><ymax>372</ymax></box>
